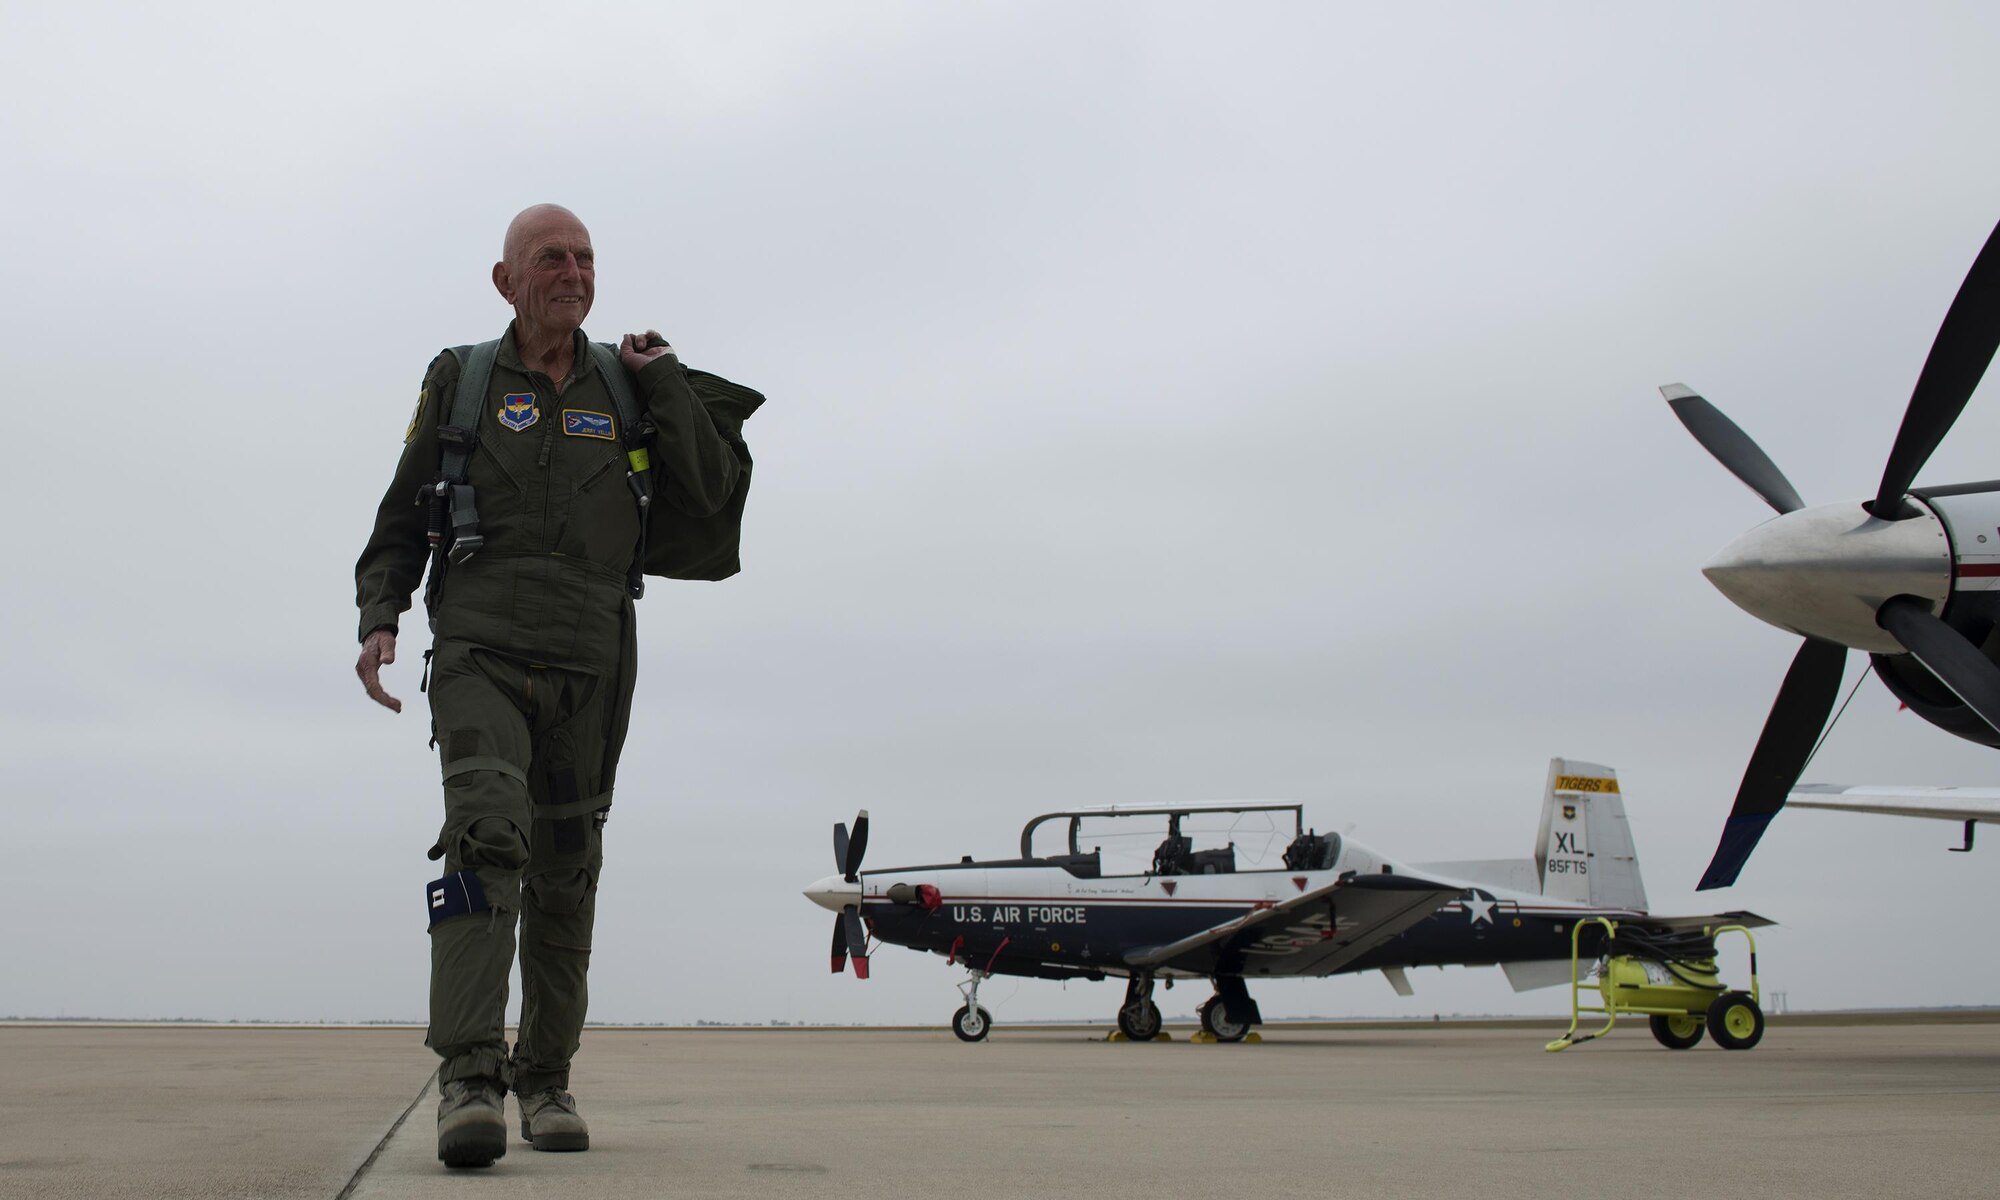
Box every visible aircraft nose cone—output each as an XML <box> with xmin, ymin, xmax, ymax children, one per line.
<box><xmin>803</xmin><ymin>874</ymin><xmax>861</xmax><ymax>913</ymax></box>
<box><xmin>1701</xmin><ymin>500</ymin><xmax>1950</xmax><ymax>654</ymax></box>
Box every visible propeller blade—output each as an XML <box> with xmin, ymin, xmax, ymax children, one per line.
<box><xmin>1872</xmin><ymin>219</ymin><xmax>2000</xmax><ymax>518</ymax></box>
<box><xmin>1698</xmin><ymin>637</ymin><xmax>1847</xmax><ymax>890</ymax></box>
<box><xmin>840</xmin><ymin>907</ymin><xmax>870</xmax><ymax>980</ymax></box>
<box><xmin>833</xmin><ymin>821</ymin><xmax>850</xmax><ymax>874</ymax></box>
<box><xmin>1661</xmin><ymin>384</ymin><xmax>1805</xmax><ymax>514</ymax></box>
<box><xmin>841</xmin><ymin>809</ymin><xmax>869</xmax><ymax>882</ymax></box>
<box><xmin>830</xmin><ymin>915</ymin><xmax>848</xmax><ymax>974</ymax></box>
<box><xmin>1877</xmin><ymin>595</ymin><xmax>2000</xmax><ymax>737</ymax></box>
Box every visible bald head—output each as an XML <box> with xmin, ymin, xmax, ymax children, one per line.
<box><xmin>493</xmin><ymin>204</ymin><xmax>595</xmax><ymax>347</ymax></box>
<box><xmin>502</xmin><ymin>204</ymin><xmax>587</xmax><ymax>271</ymax></box>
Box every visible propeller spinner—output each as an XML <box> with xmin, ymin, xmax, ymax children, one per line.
<box><xmin>1668</xmin><ymin>217</ymin><xmax>2000</xmax><ymax>890</ymax></box>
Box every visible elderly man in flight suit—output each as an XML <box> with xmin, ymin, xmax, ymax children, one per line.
<box><xmin>354</xmin><ymin>204</ymin><xmax>743</xmax><ymax>1168</ymax></box>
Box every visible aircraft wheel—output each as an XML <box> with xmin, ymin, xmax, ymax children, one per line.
<box><xmin>1705</xmin><ymin>992</ymin><xmax>1765</xmax><ymax>1050</ymax></box>
<box><xmin>1648</xmin><ymin>1012</ymin><xmax>1705</xmax><ymax>1050</ymax></box>
<box><xmin>1199</xmin><ymin>998</ymin><xmax>1251</xmax><ymax>1043</ymax></box>
<box><xmin>952</xmin><ymin>1004</ymin><xmax>993</xmax><ymax>1042</ymax></box>
<box><xmin>1117</xmin><ymin>1000</ymin><xmax>1163</xmax><ymax>1041</ymax></box>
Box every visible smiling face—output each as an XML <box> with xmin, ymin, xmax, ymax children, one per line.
<box><xmin>493</xmin><ymin>205</ymin><xmax>595</xmax><ymax>346</ymax></box>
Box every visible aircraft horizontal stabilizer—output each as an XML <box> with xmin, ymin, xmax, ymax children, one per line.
<box><xmin>1630</xmin><ymin>910</ymin><xmax>1775</xmax><ymax>933</ymax></box>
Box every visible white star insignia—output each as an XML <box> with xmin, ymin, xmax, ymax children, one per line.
<box><xmin>1463</xmin><ymin>892</ymin><xmax>1496</xmax><ymax>926</ymax></box>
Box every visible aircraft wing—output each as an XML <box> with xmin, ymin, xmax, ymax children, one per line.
<box><xmin>1789</xmin><ymin>784</ymin><xmax>2000</xmax><ymax>824</ymax></box>
<box><xmin>1124</xmin><ymin>872</ymin><xmax>1461</xmax><ymax>977</ymax></box>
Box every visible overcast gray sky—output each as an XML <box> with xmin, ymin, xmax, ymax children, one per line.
<box><xmin>5</xmin><ymin>2</ymin><xmax>2000</xmax><ymax>1028</ymax></box>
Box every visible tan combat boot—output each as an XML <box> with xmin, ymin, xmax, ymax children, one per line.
<box><xmin>518</xmin><ymin>1087</ymin><xmax>590</xmax><ymax>1151</ymax></box>
<box><xmin>436</xmin><ymin>1077</ymin><xmax>507</xmax><ymax>1168</ymax></box>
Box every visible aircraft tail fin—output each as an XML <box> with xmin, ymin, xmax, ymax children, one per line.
<box><xmin>1535</xmin><ymin>758</ymin><xmax>1648</xmax><ymax>912</ymax></box>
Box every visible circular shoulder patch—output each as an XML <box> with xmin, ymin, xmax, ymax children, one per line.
<box><xmin>404</xmin><ymin>388</ymin><xmax>428</xmax><ymax>444</ymax></box>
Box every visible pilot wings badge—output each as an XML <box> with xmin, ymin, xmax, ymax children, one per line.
<box><xmin>498</xmin><ymin>393</ymin><xmax>539</xmax><ymax>432</ymax></box>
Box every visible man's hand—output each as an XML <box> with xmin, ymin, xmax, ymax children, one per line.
<box><xmin>619</xmin><ymin>330</ymin><xmax>676</xmax><ymax>372</ymax></box>
<box><xmin>356</xmin><ymin>629</ymin><xmax>402</xmax><ymax>713</ymax></box>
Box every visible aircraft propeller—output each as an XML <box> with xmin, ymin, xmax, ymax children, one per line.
<box><xmin>1668</xmin><ymin>217</ymin><xmax>2000</xmax><ymax>890</ymax></box>
<box><xmin>829</xmin><ymin>810</ymin><xmax>870</xmax><ymax>977</ymax></box>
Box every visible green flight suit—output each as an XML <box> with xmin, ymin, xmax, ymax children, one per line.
<box><xmin>355</xmin><ymin>323</ymin><xmax>741</xmax><ymax>1096</ymax></box>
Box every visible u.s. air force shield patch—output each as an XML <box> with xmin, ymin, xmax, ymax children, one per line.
<box><xmin>498</xmin><ymin>393</ymin><xmax>539</xmax><ymax>432</ymax></box>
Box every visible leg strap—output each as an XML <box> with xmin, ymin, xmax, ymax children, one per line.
<box><xmin>442</xmin><ymin>756</ymin><xmax>529</xmax><ymax>787</ymax></box>
<box><xmin>534</xmin><ymin>791</ymin><xmax>613</xmax><ymax>822</ymax></box>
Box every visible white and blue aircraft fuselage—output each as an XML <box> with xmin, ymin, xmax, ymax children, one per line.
<box><xmin>805</xmin><ymin>758</ymin><xmax>1769</xmax><ymax>1041</ymax></box>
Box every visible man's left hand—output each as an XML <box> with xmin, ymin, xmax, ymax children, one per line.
<box><xmin>619</xmin><ymin>330</ymin><xmax>675</xmax><ymax>372</ymax></box>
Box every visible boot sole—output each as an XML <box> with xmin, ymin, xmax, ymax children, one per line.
<box><xmin>521</xmin><ymin>1121</ymin><xmax>590</xmax><ymax>1152</ymax></box>
<box><xmin>439</xmin><ymin>1120</ymin><xmax>507</xmax><ymax>1168</ymax></box>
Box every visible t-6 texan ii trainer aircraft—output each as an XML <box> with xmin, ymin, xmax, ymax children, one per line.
<box><xmin>804</xmin><ymin>759</ymin><xmax>1767</xmax><ymax>1042</ymax></box>
<box><xmin>1664</xmin><ymin>217</ymin><xmax>2000</xmax><ymax>889</ymax></box>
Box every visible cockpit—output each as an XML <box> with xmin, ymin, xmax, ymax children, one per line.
<box><xmin>1017</xmin><ymin>803</ymin><xmax>1321</xmax><ymax>879</ymax></box>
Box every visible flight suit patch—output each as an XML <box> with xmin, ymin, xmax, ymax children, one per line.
<box><xmin>498</xmin><ymin>393</ymin><xmax>539</xmax><ymax>432</ymax></box>
<box><xmin>404</xmin><ymin>388</ymin><xmax>428</xmax><ymax>444</ymax></box>
<box><xmin>561</xmin><ymin>410</ymin><xmax>616</xmax><ymax>440</ymax></box>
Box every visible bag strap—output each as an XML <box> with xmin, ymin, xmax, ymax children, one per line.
<box><xmin>590</xmin><ymin>342</ymin><xmax>655</xmax><ymax>599</ymax></box>
<box><xmin>589</xmin><ymin>342</ymin><xmax>642</xmax><ymax>432</ymax></box>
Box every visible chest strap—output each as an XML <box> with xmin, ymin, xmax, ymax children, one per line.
<box><xmin>425</xmin><ymin>340</ymin><xmax>654</xmax><ymax>616</ymax></box>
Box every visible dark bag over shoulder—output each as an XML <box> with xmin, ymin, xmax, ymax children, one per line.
<box><xmin>645</xmin><ymin>367</ymin><xmax>763</xmax><ymax>582</ymax></box>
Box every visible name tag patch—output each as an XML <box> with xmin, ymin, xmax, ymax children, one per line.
<box><xmin>498</xmin><ymin>393</ymin><xmax>539</xmax><ymax>432</ymax></box>
<box><xmin>562</xmin><ymin>409</ymin><xmax>616</xmax><ymax>440</ymax></box>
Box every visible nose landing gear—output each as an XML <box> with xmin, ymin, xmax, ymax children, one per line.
<box><xmin>953</xmin><ymin>969</ymin><xmax>994</xmax><ymax>1042</ymax></box>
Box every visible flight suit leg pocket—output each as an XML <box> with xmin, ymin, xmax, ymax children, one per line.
<box><xmin>524</xmin><ymin>727</ymin><xmax>605</xmax><ymax>916</ymax></box>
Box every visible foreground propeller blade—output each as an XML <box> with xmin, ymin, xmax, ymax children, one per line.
<box><xmin>841</xmin><ymin>810</ymin><xmax>869</xmax><ymax>882</ymax></box>
<box><xmin>1872</xmin><ymin>219</ymin><xmax>2000</xmax><ymax>518</ymax></box>
<box><xmin>1876</xmin><ymin>595</ymin><xmax>2000</xmax><ymax>737</ymax></box>
<box><xmin>830</xmin><ymin>914</ymin><xmax>848</xmax><ymax>974</ymax></box>
<box><xmin>1698</xmin><ymin>637</ymin><xmax>1847</xmax><ymax>890</ymax></box>
<box><xmin>1661</xmin><ymin>385</ymin><xmax>1805</xmax><ymax>514</ymax></box>
<box><xmin>840</xmin><ymin>907</ymin><xmax>870</xmax><ymax>979</ymax></box>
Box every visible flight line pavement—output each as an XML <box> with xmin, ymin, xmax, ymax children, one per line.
<box><xmin>4</xmin><ymin>1017</ymin><xmax>1998</xmax><ymax>1200</ymax></box>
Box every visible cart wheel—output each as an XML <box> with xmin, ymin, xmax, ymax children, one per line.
<box><xmin>1705</xmin><ymin>991</ymin><xmax>1764</xmax><ymax>1050</ymax></box>
<box><xmin>1199</xmin><ymin>998</ymin><xmax>1251</xmax><ymax>1043</ymax></box>
<box><xmin>1117</xmin><ymin>1000</ymin><xmax>1163</xmax><ymax>1041</ymax></box>
<box><xmin>1649</xmin><ymin>1012</ymin><xmax>1705</xmax><ymax>1050</ymax></box>
<box><xmin>952</xmin><ymin>1004</ymin><xmax>993</xmax><ymax>1042</ymax></box>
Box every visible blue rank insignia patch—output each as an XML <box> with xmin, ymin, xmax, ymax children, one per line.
<box><xmin>497</xmin><ymin>393</ymin><xmax>539</xmax><ymax>432</ymax></box>
<box><xmin>562</xmin><ymin>409</ymin><xmax>616</xmax><ymax>440</ymax></box>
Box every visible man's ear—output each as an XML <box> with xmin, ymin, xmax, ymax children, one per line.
<box><xmin>492</xmin><ymin>261</ymin><xmax>514</xmax><ymax>302</ymax></box>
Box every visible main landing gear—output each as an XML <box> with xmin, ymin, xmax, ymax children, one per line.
<box><xmin>1198</xmin><ymin>997</ymin><xmax>1251</xmax><ymax>1043</ymax></box>
<box><xmin>1116</xmin><ymin>974</ymin><xmax>1164</xmax><ymax>1041</ymax></box>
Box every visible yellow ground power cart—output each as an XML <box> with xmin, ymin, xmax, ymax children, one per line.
<box><xmin>1545</xmin><ymin>918</ymin><xmax>1764</xmax><ymax>1051</ymax></box>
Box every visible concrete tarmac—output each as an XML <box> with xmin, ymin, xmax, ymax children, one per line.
<box><xmin>5</xmin><ymin>1019</ymin><xmax>1997</xmax><ymax>1199</ymax></box>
